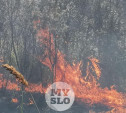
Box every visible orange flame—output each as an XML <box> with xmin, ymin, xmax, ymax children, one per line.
<box><xmin>0</xmin><ymin>75</ymin><xmax>46</xmax><ymax>93</ymax></box>
<box><xmin>12</xmin><ymin>98</ymin><xmax>18</xmax><ymax>103</ymax></box>
<box><xmin>0</xmin><ymin>19</ymin><xmax>125</xmax><ymax>113</ymax></box>
<box><xmin>33</xmin><ymin>19</ymin><xmax>126</xmax><ymax>112</ymax></box>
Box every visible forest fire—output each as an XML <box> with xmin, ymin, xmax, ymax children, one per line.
<box><xmin>0</xmin><ymin>74</ymin><xmax>46</xmax><ymax>93</ymax></box>
<box><xmin>0</xmin><ymin>19</ymin><xmax>126</xmax><ymax>113</ymax></box>
<box><xmin>34</xmin><ymin>19</ymin><xmax>126</xmax><ymax>112</ymax></box>
<box><xmin>0</xmin><ymin>0</ymin><xmax>125</xmax><ymax>113</ymax></box>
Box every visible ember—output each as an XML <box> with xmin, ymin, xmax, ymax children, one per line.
<box><xmin>12</xmin><ymin>98</ymin><xmax>18</xmax><ymax>103</ymax></box>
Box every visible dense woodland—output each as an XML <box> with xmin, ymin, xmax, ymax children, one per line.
<box><xmin>0</xmin><ymin>0</ymin><xmax>126</xmax><ymax>113</ymax></box>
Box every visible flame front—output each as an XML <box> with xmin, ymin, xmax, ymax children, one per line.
<box><xmin>34</xmin><ymin>19</ymin><xmax>126</xmax><ymax>111</ymax></box>
<box><xmin>0</xmin><ymin>19</ymin><xmax>126</xmax><ymax>113</ymax></box>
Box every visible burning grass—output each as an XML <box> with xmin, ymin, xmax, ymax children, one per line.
<box><xmin>33</xmin><ymin>19</ymin><xmax>126</xmax><ymax>112</ymax></box>
<box><xmin>0</xmin><ymin>19</ymin><xmax>125</xmax><ymax>113</ymax></box>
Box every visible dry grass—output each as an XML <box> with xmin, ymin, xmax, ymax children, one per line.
<box><xmin>2</xmin><ymin>64</ymin><xmax>28</xmax><ymax>86</ymax></box>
